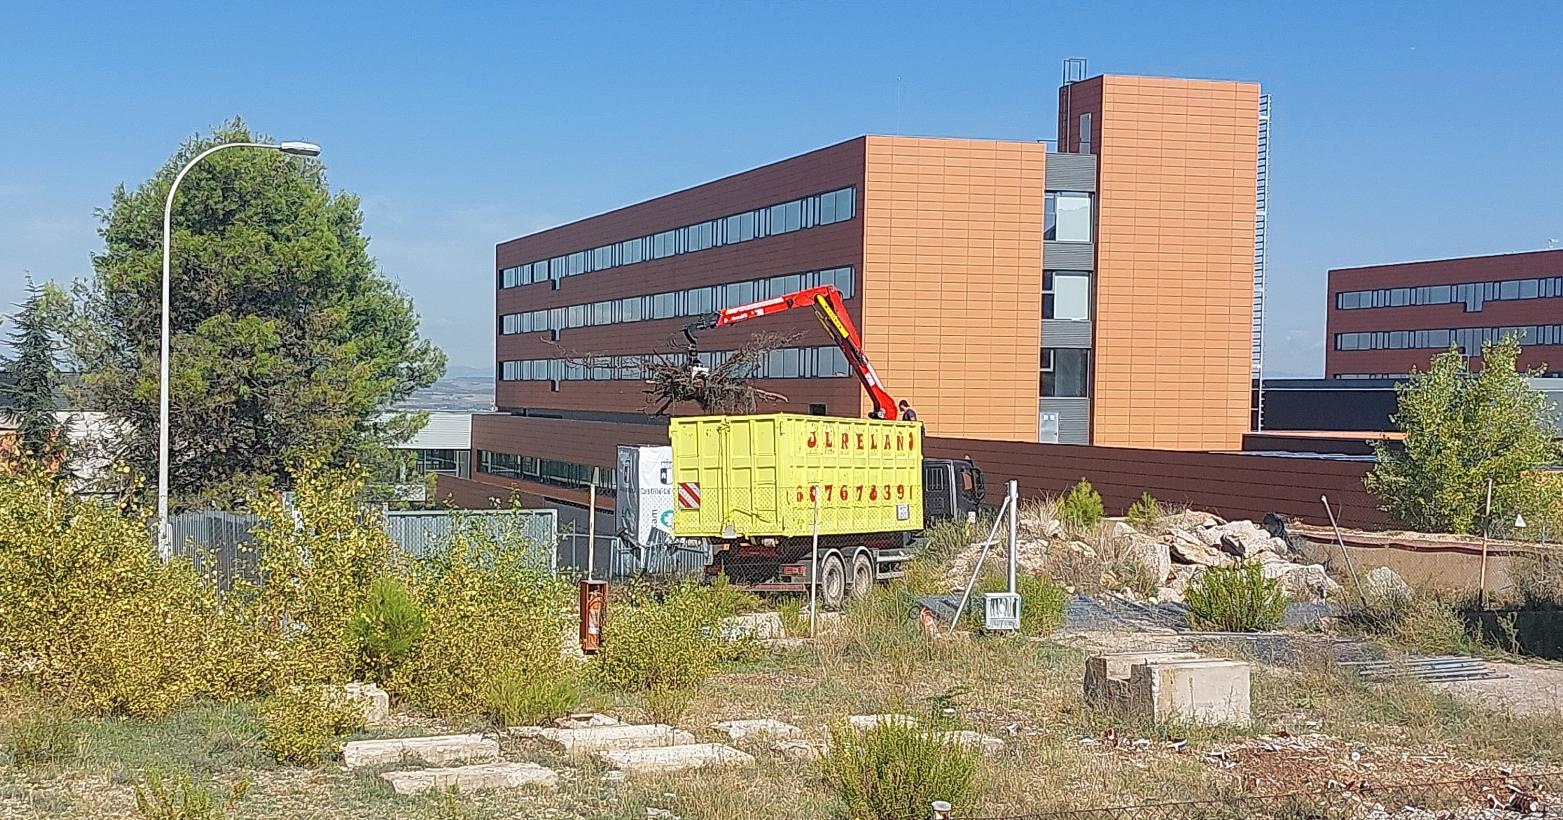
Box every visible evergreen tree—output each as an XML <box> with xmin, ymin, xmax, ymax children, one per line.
<box><xmin>3</xmin><ymin>278</ymin><xmax>64</xmax><ymax>465</ymax></box>
<box><xmin>1366</xmin><ymin>336</ymin><xmax>1562</xmax><ymax>533</ymax></box>
<box><xmin>72</xmin><ymin>119</ymin><xmax>444</xmax><ymax>505</ymax></box>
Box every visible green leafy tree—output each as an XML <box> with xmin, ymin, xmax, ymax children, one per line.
<box><xmin>1366</xmin><ymin>336</ymin><xmax>1562</xmax><ymax>534</ymax></box>
<box><xmin>2</xmin><ymin>278</ymin><xmax>66</xmax><ymax>466</ymax></box>
<box><xmin>71</xmin><ymin>119</ymin><xmax>443</xmax><ymax>505</ymax></box>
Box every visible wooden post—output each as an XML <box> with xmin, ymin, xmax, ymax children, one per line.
<box><xmin>1478</xmin><ymin>478</ymin><xmax>1494</xmax><ymax>610</ymax></box>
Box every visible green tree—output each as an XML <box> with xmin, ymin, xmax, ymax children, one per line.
<box><xmin>3</xmin><ymin>278</ymin><xmax>65</xmax><ymax>465</ymax></box>
<box><xmin>71</xmin><ymin>119</ymin><xmax>443</xmax><ymax>505</ymax></box>
<box><xmin>1366</xmin><ymin>336</ymin><xmax>1561</xmax><ymax>534</ymax></box>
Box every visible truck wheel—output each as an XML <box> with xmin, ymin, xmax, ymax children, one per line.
<box><xmin>849</xmin><ymin>551</ymin><xmax>874</xmax><ymax>598</ymax></box>
<box><xmin>820</xmin><ymin>553</ymin><xmax>847</xmax><ymax>610</ymax></box>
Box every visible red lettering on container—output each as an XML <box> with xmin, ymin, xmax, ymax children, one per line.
<box><xmin>897</xmin><ymin>484</ymin><xmax>905</xmax><ymax>499</ymax></box>
<box><xmin>807</xmin><ymin>431</ymin><xmax>817</xmax><ymax>448</ymax></box>
<box><xmin>839</xmin><ymin>486</ymin><xmax>848</xmax><ymax>500</ymax></box>
<box><xmin>856</xmin><ymin>433</ymin><xmax>864</xmax><ymax>449</ymax></box>
<box><xmin>896</xmin><ymin>434</ymin><xmax>904</xmax><ymax>451</ymax></box>
<box><xmin>871</xmin><ymin>436</ymin><xmax>878</xmax><ymax>450</ymax></box>
<box><xmin>869</xmin><ymin>485</ymin><xmax>878</xmax><ymax>500</ymax></box>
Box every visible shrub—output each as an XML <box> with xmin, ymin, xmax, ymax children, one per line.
<box><xmin>392</xmin><ymin>512</ymin><xmax>573</xmax><ymax>721</ymax></box>
<box><xmin>1125</xmin><ymin>491</ymin><xmax>1163</xmax><ymax>532</ymax></box>
<box><xmin>478</xmin><ymin>665</ymin><xmax>581</xmax><ymax>728</ymax></box>
<box><xmin>259</xmin><ymin>685</ymin><xmax>365</xmax><ymax>764</ymax></box>
<box><xmin>1341</xmin><ymin>586</ymin><xmax>1481</xmax><ymax>656</ymax></box>
<box><xmin>966</xmin><ymin>573</ymin><xmax>1068</xmax><ymax>636</ymax></box>
<box><xmin>0</xmin><ymin>463</ymin><xmax>264</xmax><ymax>717</ymax></box>
<box><xmin>133</xmin><ymin>769</ymin><xmax>250</xmax><ymax>820</ymax></box>
<box><xmin>821</xmin><ymin>720</ymin><xmax>981</xmax><ymax>820</ymax></box>
<box><xmin>3</xmin><ymin>703</ymin><xmax>80</xmax><ymax>768</ymax></box>
<box><xmin>1511</xmin><ymin>550</ymin><xmax>1563</xmax><ymax>610</ymax></box>
<box><xmin>1185</xmin><ymin>562</ymin><xmax>1286</xmax><ymax>632</ymax></box>
<box><xmin>642</xmin><ymin>683</ymin><xmax>695</xmax><ymax>725</ymax></box>
<box><xmin>777</xmin><ymin>598</ymin><xmax>808</xmax><ymax>637</ymax></box>
<box><xmin>596</xmin><ymin>578</ymin><xmax>752</xmax><ymax>694</ymax></box>
<box><xmin>347</xmin><ymin>575</ymin><xmax>426</xmax><ymax>685</ymax></box>
<box><xmin>1058</xmin><ymin>479</ymin><xmax>1104</xmax><ymax>531</ymax></box>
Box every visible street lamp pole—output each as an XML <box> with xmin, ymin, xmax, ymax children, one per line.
<box><xmin>157</xmin><ymin>140</ymin><xmax>321</xmax><ymax>558</ymax></box>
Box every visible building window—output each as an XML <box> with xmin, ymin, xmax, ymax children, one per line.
<box><xmin>1045</xmin><ymin>192</ymin><xmax>1092</xmax><ymax>242</ymax></box>
<box><xmin>1078</xmin><ymin>113</ymin><xmax>1092</xmax><ymax>154</ymax></box>
<box><xmin>1043</xmin><ymin>271</ymin><xmax>1090</xmax><ymax>320</ymax></box>
<box><xmin>500</xmin><ymin>345</ymin><xmax>854</xmax><ymax>382</ymax></box>
<box><xmin>1041</xmin><ymin>348</ymin><xmax>1090</xmax><ymax>397</ymax></box>
<box><xmin>1335</xmin><ymin>275</ymin><xmax>1563</xmax><ymax>313</ymax></box>
<box><xmin>1332</xmin><ymin>324</ymin><xmax>1563</xmax><ymax>353</ymax></box>
<box><xmin>496</xmin><ymin>186</ymin><xmax>857</xmax><ymax>289</ymax></box>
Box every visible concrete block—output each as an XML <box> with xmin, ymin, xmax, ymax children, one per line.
<box><xmin>771</xmin><ymin>738</ymin><xmax>821</xmax><ymax>762</ymax></box>
<box><xmin>719</xmin><ymin>612</ymin><xmax>783</xmax><ymax>641</ymax></box>
<box><xmin>711</xmin><ymin>719</ymin><xmax>803</xmax><ymax>741</ymax></box>
<box><xmin>1130</xmin><ymin>659</ymin><xmax>1251</xmax><ymax>726</ymax></box>
<box><xmin>343</xmin><ymin>734</ymin><xmax>499</xmax><ymax>769</ymax></box>
<box><xmin>555</xmin><ymin>712</ymin><xmax>619</xmax><ymax>729</ymax></box>
<box><xmin>380</xmin><ymin>762</ymin><xmax>558</xmax><ymax>795</ymax></box>
<box><xmin>595</xmin><ymin>743</ymin><xmax>755</xmax><ymax>775</ymax></box>
<box><xmin>1083</xmin><ymin>652</ymin><xmax>1200</xmax><ymax>710</ymax></box>
<box><xmin>846</xmin><ymin>714</ymin><xmax>920</xmax><ymax>731</ymax></box>
<box><xmin>540</xmin><ymin>723</ymin><xmax>696</xmax><ymax>754</ymax></box>
<box><xmin>343</xmin><ymin>682</ymin><xmax>390</xmax><ymax>725</ymax></box>
<box><xmin>937</xmin><ymin>730</ymin><xmax>1005</xmax><ymax>756</ymax></box>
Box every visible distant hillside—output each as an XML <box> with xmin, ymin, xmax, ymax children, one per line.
<box><xmin>394</xmin><ymin>376</ymin><xmax>494</xmax><ymax>412</ymax></box>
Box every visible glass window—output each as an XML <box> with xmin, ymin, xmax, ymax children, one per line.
<box><xmin>1520</xmin><ymin>279</ymin><xmax>1539</xmax><ymax>299</ymax></box>
<box><xmin>1044</xmin><ymin>271</ymin><xmax>1090</xmax><ymax>320</ymax></box>
<box><xmin>1045</xmin><ymin>192</ymin><xmax>1092</xmax><ymax>242</ymax></box>
<box><xmin>1500</xmin><ymin>279</ymin><xmax>1520</xmax><ymax>300</ymax></box>
<box><xmin>567</xmin><ymin>304</ymin><xmax>586</xmax><ymax>328</ymax></box>
<box><xmin>593</xmin><ymin>301</ymin><xmax>614</xmax><ymax>325</ymax></box>
<box><xmin>686</xmin><ymin>287</ymin><xmax>715</xmax><ymax>315</ymax></box>
<box><xmin>652</xmin><ymin>292</ymin><xmax>677</xmax><ymax>319</ymax></box>
<box><xmin>1388</xmin><ymin>288</ymin><xmax>1409</xmax><ymax>307</ymax></box>
<box><xmin>1078</xmin><ymin>112</ymin><xmax>1092</xmax><ymax>153</ymax></box>
<box><xmin>725</xmin><ymin>280</ymin><xmax>755</xmax><ymax>307</ymax></box>
<box><xmin>1040</xmin><ymin>348</ymin><xmax>1089</xmax><ymax>397</ymax></box>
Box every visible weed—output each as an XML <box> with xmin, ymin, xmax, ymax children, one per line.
<box><xmin>597</xmin><ymin>578</ymin><xmax>750</xmax><ymax>694</ymax></box>
<box><xmin>1340</xmin><ymin>586</ymin><xmax>1483</xmax><ymax>656</ymax></box>
<box><xmin>1125</xmin><ymin>491</ymin><xmax>1163</xmax><ymax>532</ymax></box>
<box><xmin>132</xmin><ymin>769</ymin><xmax>250</xmax><ymax>820</ymax></box>
<box><xmin>776</xmin><ymin>598</ymin><xmax>808</xmax><ymax>637</ymax></box>
<box><xmin>1511</xmin><ymin>549</ymin><xmax>1563</xmax><ymax>609</ymax></box>
<box><xmin>642</xmin><ymin>684</ymin><xmax>695</xmax><ymax>725</ymax></box>
<box><xmin>1185</xmin><ymin>562</ymin><xmax>1285</xmax><ymax>632</ymax></box>
<box><xmin>821</xmin><ymin>720</ymin><xmax>981</xmax><ymax>820</ymax></box>
<box><xmin>258</xmin><ymin>685</ymin><xmax>364</xmax><ymax>764</ymax></box>
<box><xmin>1058</xmin><ymin>479</ymin><xmax>1104</xmax><ymax>532</ymax></box>
<box><xmin>966</xmin><ymin>573</ymin><xmax>1069</xmax><ymax>635</ymax></box>
<box><xmin>3</xmin><ymin>702</ymin><xmax>81</xmax><ymax>768</ymax></box>
<box><xmin>479</xmin><ymin>664</ymin><xmax>581</xmax><ymax>728</ymax></box>
<box><xmin>346</xmin><ymin>575</ymin><xmax>426</xmax><ymax>686</ymax></box>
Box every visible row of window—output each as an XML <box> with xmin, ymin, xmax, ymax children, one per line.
<box><xmin>1043</xmin><ymin>270</ymin><xmax>1090</xmax><ymax>321</ymax></box>
<box><xmin>1044</xmin><ymin>192</ymin><xmax>1092</xmax><ymax>242</ymax></box>
<box><xmin>498</xmin><ymin>187</ymin><xmax>857</xmax><ymax>289</ymax></box>
<box><xmin>1334</xmin><ymin>373</ymin><xmax>1411</xmax><ymax>379</ymax></box>
<box><xmin>500</xmin><ymin>345</ymin><xmax>853</xmax><ymax>383</ymax></box>
<box><xmin>477</xmin><ymin>450</ymin><xmax>617</xmax><ymax>496</ymax></box>
<box><xmin>1041</xmin><ymin>348</ymin><xmax>1090</xmax><ymax>397</ymax></box>
<box><xmin>500</xmin><ymin>267</ymin><xmax>855</xmax><ymax>335</ymax></box>
<box><xmin>1336</xmin><ymin>276</ymin><xmax>1563</xmax><ymax>313</ymax></box>
<box><xmin>1334</xmin><ymin>324</ymin><xmax>1563</xmax><ymax>352</ymax></box>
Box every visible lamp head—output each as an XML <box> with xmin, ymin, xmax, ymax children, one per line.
<box><xmin>278</xmin><ymin>141</ymin><xmax>322</xmax><ymax>157</ymax></box>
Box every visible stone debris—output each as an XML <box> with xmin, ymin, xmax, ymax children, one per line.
<box><xmin>540</xmin><ymin>723</ymin><xmax>697</xmax><ymax>754</ymax></box>
<box><xmin>379</xmin><ymin>762</ymin><xmax>558</xmax><ymax>795</ymax></box>
<box><xmin>771</xmin><ymin>738</ymin><xmax>822</xmax><ymax>761</ymax></box>
<box><xmin>938</xmin><ymin>730</ymin><xmax>1005</xmax><ymax>755</ymax></box>
<box><xmin>342</xmin><ymin>682</ymin><xmax>390</xmax><ymax>725</ymax></box>
<box><xmin>719</xmin><ymin>612</ymin><xmax>783</xmax><ymax>641</ymax></box>
<box><xmin>343</xmin><ymin>733</ymin><xmax>499</xmax><ymax>769</ymax></box>
<box><xmin>555</xmin><ymin>712</ymin><xmax>619</xmax><ymax>729</ymax></box>
<box><xmin>1168</xmin><ymin>530</ymin><xmax>1235</xmax><ymax>568</ymax></box>
<box><xmin>1118</xmin><ymin>532</ymin><xmax>1171</xmax><ymax>586</ymax></box>
<box><xmin>1364</xmin><ymin>566</ymin><xmax>1412</xmax><ymax>604</ymax></box>
<box><xmin>710</xmin><ymin>718</ymin><xmax>803</xmax><ymax>741</ymax></box>
<box><xmin>846</xmin><ymin>714</ymin><xmax>920</xmax><ymax>730</ymax></box>
<box><xmin>1261</xmin><ymin>560</ymin><xmax>1343</xmax><ymax>599</ymax></box>
<box><xmin>595</xmin><ymin>743</ymin><xmax>756</xmax><ymax>775</ymax></box>
<box><xmin>1085</xmin><ymin>652</ymin><xmax>1251</xmax><ymax>726</ymax></box>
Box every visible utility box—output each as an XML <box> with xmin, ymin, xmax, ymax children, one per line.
<box><xmin>668</xmin><ymin>413</ymin><xmax>924</xmax><ymax>539</ymax></box>
<box><xmin>615</xmin><ymin>445</ymin><xmax>673</xmax><ymax>548</ymax></box>
<box><xmin>983</xmin><ymin>592</ymin><xmax>1021</xmax><ymax>632</ymax></box>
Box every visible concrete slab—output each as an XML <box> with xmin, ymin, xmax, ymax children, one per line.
<box><xmin>1084</xmin><ymin>651</ymin><xmax>1201</xmax><ymax>710</ymax></box>
<box><xmin>1131</xmin><ymin>658</ymin><xmax>1251</xmax><ymax>726</ymax></box>
<box><xmin>846</xmin><ymin>714</ymin><xmax>920</xmax><ymax>730</ymax></box>
<box><xmin>379</xmin><ymin>762</ymin><xmax>558</xmax><ymax>795</ymax></box>
<box><xmin>343</xmin><ymin>734</ymin><xmax>499</xmax><ymax>770</ymax></box>
<box><xmin>595</xmin><ymin>743</ymin><xmax>755</xmax><ymax>775</ymax></box>
<box><xmin>771</xmin><ymin>738</ymin><xmax>821</xmax><ymax>762</ymax></box>
<box><xmin>937</xmin><ymin>730</ymin><xmax>1005</xmax><ymax>756</ymax></box>
<box><xmin>343</xmin><ymin>682</ymin><xmax>390</xmax><ymax>725</ymax></box>
<box><xmin>720</xmin><ymin>612</ymin><xmax>783</xmax><ymax>641</ymax></box>
<box><xmin>710</xmin><ymin>719</ymin><xmax>803</xmax><ymax>741</ymax></box>
<box><xmin>555</xmin><ymin>712</ymin><xmax>619</xmax><ymax>729</ymax></box>
<box><xmin>540</xmin><ymin>723</ymin><xmax>696</xmax><ymax>754</ymax></box>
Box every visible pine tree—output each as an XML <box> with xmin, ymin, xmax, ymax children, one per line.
<box><xmin>3</xmin><ymin>278</ymin><xmax>64</xmax><ymax>465</ymax></box>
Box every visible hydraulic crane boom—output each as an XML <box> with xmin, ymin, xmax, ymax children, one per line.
<box><xmin>683</xmin><ymin>284</ymin><xmax>899</xmax><ymax>419</ymax></box>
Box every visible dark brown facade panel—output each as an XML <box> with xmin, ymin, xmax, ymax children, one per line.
<box><xmin>496</xmin><ymin>377</ymin><xmax>862</xmax><ymax>416</ymax></box>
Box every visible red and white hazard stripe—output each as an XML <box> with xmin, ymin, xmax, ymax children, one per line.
<box><xmin>676</xmin><ymin>482</ymin><xmax>701</xmax><ymax>510</ymax></box>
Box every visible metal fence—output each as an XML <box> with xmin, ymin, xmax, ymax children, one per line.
<box><xmin>948</xmin><ymin>770</ymin><xmax>1561</xmax><ymax>820</ymax></box>
<box><xmin>382</xmin><ymin>508</ymin><xmax>557</xmax><ymax>562</ymax></box>
<box><xmin>554</xmin><ymin>531</ymin><xmax>712</xmax><ymax>580</ymax></box>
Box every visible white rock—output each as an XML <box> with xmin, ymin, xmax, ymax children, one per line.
<box><xmin>540</xmin><ymin>724</ymin><xmax>696</xmax><ymax>754</ymax></box>
<box><xmin>555</xmin><ymin>712</ymin><xmax>619</xmax><ymax>729</ymax></box>
<box><xmin>846</xmin><ymin>714</ymin><xmax>920</xmax><ymax>730</ymax></box>
<box><xmin>1109</xmin><ymin>521</ymin><xmax>1137</xmax><ymax>538</ymax></box>
<box><xmin>595</xmin><ymin>743</ymin><xmax>755</xmax><ymax>775</ymax></box>
<box><xmin>1155</xmin><ymin>586</ymin><xmax>1185</xmax><ymax>605</ymax></box>
<box><xmin>710</xmin><ymin>719</ymin><xmax>803</xmax><ymax>741</ymax></box>
<box><xmin>342</xmin><ymin>682</ymin><xmax>390</xmax><ymax>725</ymax></box>
<box><xmin>1213</xmin><ymin>521</ymin><xmax>1274</xmax><ymax>559</ymax></box>
<box><xmin>1168</xmin><ymin>531</ymin><xmax>1235</xmax><ymax>568</ymax></box>
<box><xmin>343</xmin><ymin>734</ymin><xmax>499</xmax><ymax>769</ymax></box>
<box><xmin>1364</xmin><ymin>566</ymin><xmax>1411</xmax><ymax>604</ymax></box>
<box><xmin>719</xmin><ymin>613</ymin><xmax>782</xmax><ymax>641</ymax></box>
<box><xmin>380</xmin><ymin>762</ymin><xmax>557</xmax><ymax>795</ymax></box>
<box><xmin>1120</xmin><ymin>533</ymin><xmax>1172</xmax><ymax>584</ymax></box>
<box><xmin>1261</xmin><ymin>562</ymin><xmax>1341</xmax><ymax>600</ymax></box>
<box><xmin>1067</xmin><ymin>541</ymin><xmax>1097</xmax><ymax>559</ymax></box>
<box><xmin>938</xmin><ymin>730</ymin><xmax>1005</xmax><ymax>755</ymax></box>
<box><xmin>771</xmin><ymin>738</ymin><xmax>821</xmax><ymax>761</ymax></box>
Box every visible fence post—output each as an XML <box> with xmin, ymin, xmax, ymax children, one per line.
<box><xmin>931</xmin><ymin>800</ymin><xmax>952</xmax><ymax>820</ymax></box>
<box><xmin>587</xmin><ymin>467</ymin><xmax>599</xmax><ymax>581</ymax></box>
<box><xmin>1478</xmin><ymin>477</ymin><xmax>1494</xmax><ymax>610</ymax></box>
<box><xmin>809</xmin><ymin>484</ymin><xmax>821</xmax><ymax>638</ymax></box>
<box><xmin>1321</xmin><ymin>495</ymin><xmax>1369</xmax><ymax>610</ymax></box>
<box><xmin>1007</xmin><ymin>480</ymin><xmax>1018</xmax><ymax>594</ymax></box>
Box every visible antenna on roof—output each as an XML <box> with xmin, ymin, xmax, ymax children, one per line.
<box><xmin>1062</xmin><ymin>57</ymin><xmax>1088</xmax><ymax>86</ymax></box>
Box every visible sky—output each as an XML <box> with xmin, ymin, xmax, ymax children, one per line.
<box><xmin>2</xmin><ymin>2</ymin><xmax>1560</xmax><ymax>378</ymax></box>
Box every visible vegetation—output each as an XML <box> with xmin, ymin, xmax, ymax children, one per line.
<box><xmin>3</xmin><ymin>702</ymin><xmax>80</xmax><ymax>768</ymax></box>
<box><xmin>1340</xmin><ymin>585</ymin><xmax>1483</xmax><ymax>656</ymax></box>
<box><xmin>1058</xmin><ymin>478</ymin><xmax>1104</xmax><ymax>531</ymax></box>
<box><xmin>1</xmin><ymin>278</ymin><xmax>67</xmax><ymax>466</ymax></box>
<box><xmin>969</xmin><ymin>572</ymin><xmax>1069</xmax><ymax>635</ymax></box>
<box><xmin>1510</xmin><ymin>549</ymin><xmax>1563</xmax><ymax>610</ymax></box>
<box><xmin>258</xmin><ymin>685</ymin><xmax>364</xmax><ymax>765</ymax></box>
<box><xmin>777</xmin><ymin>597</ymin><xmax>808</xmax><ymax>637</ymax></box>
<box><xmin>821</xmin><ymin>720</ymin><xmax>982</xmax><ymax>820</ymax></box>
<box><xmin>132</xmin><ymin>769</ymin><xmax>250</xmax><ymax>820</ymax></box>
<box><xmin>346</xmin><ymin>576</ymin><xmax>427</xmax><ymax>686</ymax></box>
<box><xmin>596</xmin><ymin>577</ymin><xmax>755</xmax><ymax>695</ymax></box>
<box><xmin>1185</xmin><ymin>562</ymin><xmax>1286</xmax><ymax>632</ymax></box>
<box><xmin>1366</xmin><ymin>336</ymin><xmax>1563</xmax><ymax>534</ymax></box>
<box><xmin>70</xmin><ymin>119</ymin><xmax>444</xmax><ymax>506</ymax></box>
<box><xmin>1126</xmin><ymin>491</ymin><xmax>1163</xmax><ymax>532</ymax></box>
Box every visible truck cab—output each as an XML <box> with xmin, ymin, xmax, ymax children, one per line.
<box><xmin>922</xmin><ymin>457</ymin><xmax>985</xmax><ymax>523</ymax></box>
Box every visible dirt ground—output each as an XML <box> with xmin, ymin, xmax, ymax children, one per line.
<box><xmin>1434</xmin><ymin>660</ymin><xmax>1563</xmax><ymax>719</ymax></box>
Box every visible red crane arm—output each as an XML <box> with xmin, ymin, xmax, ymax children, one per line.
<box><xmin>683</xmin><ymin>284</ymin><xmax>899</xmax><ymax>419</ymax></box>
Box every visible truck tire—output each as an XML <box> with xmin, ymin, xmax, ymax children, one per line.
<box><xmin>820</xmin><ymin>552</ymin><xmax>847</xmax><ymax>610</ymax></box>
<box><xmin>849</xmin><ymin>551</ymin><xmax>874</xmax><ymax>599</ymax></box>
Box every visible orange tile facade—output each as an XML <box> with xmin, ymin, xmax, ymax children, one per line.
<box><xmin>861</xmin><ymin>137</ymin><xmax>1046</xmax><ymax>440</ymax></box>
<box><xmin>1062</xmin><ymin>76</ymin><xmax>1259</xmax><ymax>450</ymax></box>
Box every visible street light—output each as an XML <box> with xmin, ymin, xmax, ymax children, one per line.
<box><xmin>157</xmin><ymin>140</ymin><xmax>322</xmax><ymax>558</ymax></box>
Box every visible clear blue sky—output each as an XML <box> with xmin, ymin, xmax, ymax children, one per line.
<box><xmin>3</xmin><ymin>2</ymin><xmax>1560</xmax><ymax>377</ymax></box>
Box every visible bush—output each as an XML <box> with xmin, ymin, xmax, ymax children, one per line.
<box><xmin>1058</xmin><ymin>479</ymin><xmax>1104</xmax><ymax>531</ymax></box>
<box><xmin>966</xmin><ymin>573</ymin><xmax>1068</xmax><ymax>636</ymax></box>
<box><xmin>347</xmin><ymin>575</ymin><xmax>426</xmax><ymax>685</ymax></box>
<box><xmin>478</xmin><ymin>665</ymin><xmax>580</xmax><ymax>728</ymax></box>
<box><xmin>642</xmin><ymin>683</ymin><xmax>695</xmax><ymax>725</ymax></box>
<box><xmin>259</xmin><ymin>685</ymin><xmax>365</xmax><ymax>764</ymax></box>
<box><xmin>133</xmin><ymin>769</ymin><xmax>250</xmax><ymax>820</ymax></box>
<box><xmin>1185</xmin><ymin>562</ymin><xmax>1286</xmax><ymax>632</ymax></box>
<box><xmin>1341</xmin><ymin>587</ymin><xmax>1481</xmax><ymax>656</ymax></box>
<box><xmin>821</xmin><ymin>720</ymin><xmax>981</xmax><ymax>820</ymax></box>
<box><xmin>0</xmin><ymin>463</ymin><xmax>264</xmax><ymax>717</ymax></box>
<box><xmin>1511</xmin><ymin>550</ymin><xmax>1563</xmax><ymax>610</ymax></box>
<box><xmin>392</xmin><ymin>512</ymin><xmax>574</xmax><ymax>721</ymax></box>
<box><xmin>777</xmin><ymin>598</ymin><xmax>808</xmax><ymax>637</ymax></box>
<box><xmin>3</xmin><ymin>702</ymin><xmax>80</xmax><ymax>768</ymax></box>
<box><xmin>1126</xmin><ymin>491</ymin><xmax>1163</xmax><ymax>532</ymax></box>
<box><xmin>596</xmin><ymin>577</ymin><xmax>754</xmax><ymax>694</ymax></box>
